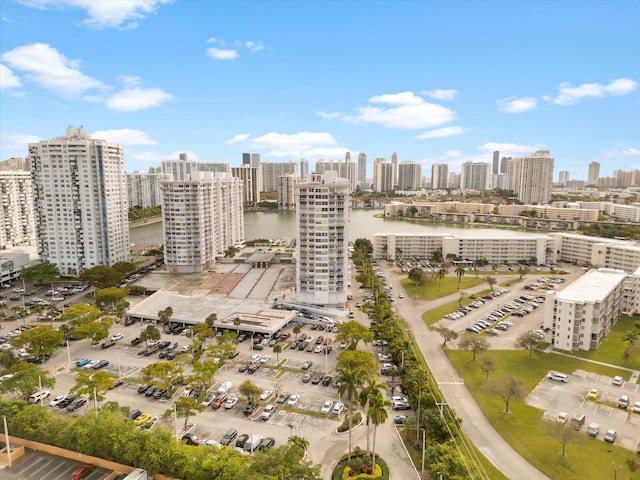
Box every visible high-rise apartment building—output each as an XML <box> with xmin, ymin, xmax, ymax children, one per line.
<box><xmin>372</xmin><ymin>157</ymin><xmax>386</xmax><ymax>187</ymax></box>
<box><xmin>448</xmin><ymin>172</ymin><xmax>461</xmax><ymax>189</ymax></box>
<box><xmin>397</xmin><ymin>161</ymin><xmax>422</xmax><ymax>190</ymax></box>
<box><xmin>0</xmin><ymin>157</ymin><xmax>28</xmax><ymax>171</ymax></box>
<box><xmin>492</xmin><ymin>151</ymin><xmax>500</xmax><ymax>175</ymax></box>
<box><xmin>231</xmin><ymin>164</ymin><xmax>260</xmax><ymax>204</ymax></box>
<box><xmin>277</xmin><ymin>174</ymin><xmax>298</xmax><ymax>210</ymax></box>
<box><xmin>431</xmin><ymin>163</ymin><xmax>449</xmax><ymax>189</ymax></box>
<box><xmin>588</xmin><ymin>161</ymin><xmax>600</xmax><ymax>186</ymax></box>
<box><xmin>296</xmin><ymin>171</ymin><xmax>349</xmax><ymax>308</ymax></box>
<box><xmin>357</xmin><ymin>152</ymin><xmax>367</xmax><ymax>185</ymax></box>
<box><xmin>161</xmin><ymin>172</ymin><xmax>243</xmax><ymax>273</ymax></box>
<box><xmin>391</xmin><ymin>152</ymin><xmax>398</xmax><ymax>186</ymax></box>
<box><xmin>242</xmin><ymin>153</ymin><xmax>251</xmax><ymax>165</ymax></box>
<box><xmin>251</xmin><ymin>153</ymin><xmax>260</xmax><ymax>169</ymax></box>
<box><xmin>558</xmin><ymin>170</ymin><xmax>570</xmax><ymax>186</ymax></box>
<box><xmin>300</xmin><ymin>159</ymin><xmax>309</xmax><ymax>181</ymax></box>
<box><xmin>375</xmin><ymin>162</ymin><xmax>394</xmax><ymax>192</ymax></box>
<box><xmin>198</xmin><ymin>161</ymin><xmax>231</xmax><ymax>174</ymax></box>
<box><xmin>345</xmin><ymin>151</ymin><xmax>351</xmax><ymax>162</ymax></box>
<box><xmin>315</xmin><ymin>160</ymin><xmax>357</xmax><ymax>191</ymax></box>
<box><xmin>0</xmin><ymin>171</ymin><xmax>36</xmax><ymax>249</ymax></box>
<box><xmin>127</xmin><ymin>170</ymin><xmax>173</xmax><ymax>208</ymax></box>
<box><xmin>461</xmin><ymin>162</ymin><xmax>490</xmax><ymax>190</ymax></box>
<box><xmin>500</xmin><ymin>157</ymin><xmax>509</xmax><ymax>174</ymax></box>
<box><xmin>261</xmin><ymin>161</ymin><xmax>298</xmax><ymax>192</ymax></box>
<box><xmin>506</xmin><ymin>151</ymin><xmax>554</xmax><ymax>204</ymax></box>
<box><xmin>28</xmin><ymin>127</ymin><xmax>129</xmax><ymax>276</ymax></box>
<box><xmin>162</xmin><ymin>153</ymin><xmax>196</xmax><ymax>181</ymax></box>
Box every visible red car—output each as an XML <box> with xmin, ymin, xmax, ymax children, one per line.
<box><xmin>211</xmin><ymin>393</ymin><xmax>228</xmax><ymax>409</ymax></box>
<box><xmin>70</xmin><ymin>464</ymin><xmax>95</xmax><ymax>480</ymax></box>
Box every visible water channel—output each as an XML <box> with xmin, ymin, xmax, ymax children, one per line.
<box><xmin>129</xmin><ymin>209</ymin><xmax>536</xmax><ymax>248</ymax></box>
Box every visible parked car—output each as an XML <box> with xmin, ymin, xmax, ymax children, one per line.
<box><xmin>235</xmin><ymin>433</ymin><xmax>249</xmax><ymax>448</ymax></box>
<box><xmin>182</xmin><ymin>433</ymin><xmax>201</xmax><ymax>445</ymax></box>
<box><xmin>604</xmin><ymin>429</ymin><xmax>617</xmax><ymax>443</ymax></box>
<box><xmin>224</xmin><ymin>397</ymin><xmax>239</xmax><ymax>409</ymax></box>
<box><xmin>69</xmin><ymin>464</ymin><xmax>95</xmax><ymax>480</ymax></box>
<box><xmin>276</xmin><ymin>391</ymin><xmax>290</xmax><ymax>404</ymax></box>
<box><xmin>287</xmin><ymin>394</ymin><xmax>300</xmax><ymax>407</ymax></box>
<box><xmin>27</xmin><ymin>390</ymin><xmax>51</xmax><ymax>403</ymax></box>
<box><xmin>66</xmin><ymin>397</ymin><xmax>88</xmax><ymax>412</ymax></box>
<box><xmin>211</xmin><ymin>393</ymin><xmax>228</xmax><ymax>409</ymax></box>
<box><xmin>258</xmin><ymin>437</ymin><xmax>276</xmax><ymax>450</ymax></box>
<box><xmin>261</xmin><ymin>403</ymin><xmax>277</xmax><ymax>420</ymax></box>
<box><xmin>243</xmin><ymin>402</ymin><xmax>258</xmax><ymax>416</ymax></box>
<box><xmin>321</xmin><ymin>400</ymin><xmax>333</xmax><ymax>414</ymax></box>
<box><xmin>220</xmin><ymin>428</ymin><xmax>238</xmax><ymax>446</ymax></box>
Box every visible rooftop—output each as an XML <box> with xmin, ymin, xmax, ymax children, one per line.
<box><xmin>555</xmin><ymin>268</ymin><xmax>627</xmax><ymax>303</ymax></box>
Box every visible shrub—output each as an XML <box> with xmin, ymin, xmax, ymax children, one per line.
<box><xmin>337</xmin><ymin>412</ymin><xmax>362</xmax><ymax>433</ymax></box>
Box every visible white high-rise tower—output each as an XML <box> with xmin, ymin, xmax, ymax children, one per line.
<box><xmin>29</xmin><ymin>127</ymin><xmax>129</xmax><ymax>276</ymax></box>
<box><xmin>296</xmin><ymin>171</ymin><xmax>350</xmax><ymax>308</ymax></box>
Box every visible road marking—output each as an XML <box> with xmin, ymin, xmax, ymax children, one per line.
<box><xmin>438</xmin><ymin>381</ymin><xmax>465</xmax><ymax>385</ymax></box>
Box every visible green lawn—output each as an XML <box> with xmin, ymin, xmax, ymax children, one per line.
<box><xmin>446</xmin><ymin>349</ymin><xmax>639</xmax><ymax>480</ymax></box>
<box><xmin>422</xmin><ymin>290</ymin><xmax>492</xmax><ymax>327</ymax></box>
<box><xmin>569</xmin><ymin>314</ymin><xmax>640</xmax><ymax>373</ymax></box>
<box><xmin>401</xmin><ymin>276</ymin><xmax>485</xmax><ymax>301</ymax></box>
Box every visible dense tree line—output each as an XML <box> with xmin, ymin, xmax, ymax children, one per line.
<box><xmin>128</xmin><ymin>206</ymin><xmax>162</xmax><ymax>222</ymax></box>
<box><xmin>0</xmin><ymin>401</ymin><xmax>320</xmax><ymax>480</ymax></box>
<box><xmin>351</xmin><ymin>239</ymin><xmax>473</xmax><ymax>478</ymax></box>
<box><xmin>579</xmin><ymin>223</ymin><xmax>640</xmax><ymax>240</ymax></box>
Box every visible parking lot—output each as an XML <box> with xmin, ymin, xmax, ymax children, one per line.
<box><xmin>1</xmin><ymin>451</ymin><xmax>110</xmax><ymax>480</ymax></box>
<box><xmin>528</xmin><ymin>369</ymin><xmax>640</xmax><ymax>451</ymax></box>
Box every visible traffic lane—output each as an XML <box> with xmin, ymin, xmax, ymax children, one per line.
<box><xmin>2</xmin><ymin>451</ymin><xmax>110</xmax><ymax>480</ymax></box>
<box><xmin>527</xmin><ymin>372</ymin><xmax>640</xmax><ymax>451</ymax></box>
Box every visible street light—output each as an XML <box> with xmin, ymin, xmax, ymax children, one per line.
<box><xmin>611</xmin><ymin>461</ymin><xmax>622</xmax><ymax>480</ymax></box>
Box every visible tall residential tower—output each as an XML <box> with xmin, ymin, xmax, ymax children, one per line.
<box><xmin>28</xmin><ymin>127</ymin><xmax>129</xmax><ymax>275</ymax></box>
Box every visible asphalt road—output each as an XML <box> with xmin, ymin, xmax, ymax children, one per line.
<box><xmin>381</xmin><ymin>264</ymin><xmax>551</xmax><ymax>480</ymax></box>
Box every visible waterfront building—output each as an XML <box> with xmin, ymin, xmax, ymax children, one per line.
<box><xmin>231</xmin><ymin>164</ymin><xmax>260</xmax><ymax>204</ymax></box>
<box><xmin>431</xmin><ymin>163</ymin><xmax>449</xmax><ymax>189</ymax></box>
<box><xmin>127</xmin><ymin>170</ymin><xmax>172</xmax><ymax>208</ymax></box>
<box><xmin>295</xmin><ymin>171</ymin><xmax>350</xmax><ymax>308</ymax></box>
<box><xmin>461</xmin><ymin>162</ymin><xmax>490</xmax><ymax>191</ymax></box>
<box><xmin>357</xmin><ymin>153</ymin><xmax>367</xmax><ymax>185</ymax></box>
<box><xmin>0</xmin><ymin>171</ymin><xmax>36</xmax><ymax>249</ymax></box>
<box><xmin>277</xmin><ymin>174</ymin><xmax>299</xmax><ymax>210</ymax></box>
<box><xmin>300</xmin><ymin>158</ymin><xmax>309</xmax><ymax>181</ymax></box>
<box><xmin>315</xmin><ymin>160</ymin><xmax>357</xmax><ymax>191</ymax></box>
<box><xmin>375</xmin><ymin>161</ymin><xmax>394</xmax><ymax>192</ymax></box>
<box><xmin>506</xmin><ymin>151</ymin><xmax>554</xmax><ymax>204</ymax></box>
<box><xmin>261</xmin><ymin>161</ymin><xmax>298</xmax><ymax>192</ymax></box>
<box><xmin>397</xmin><ymin>161</ymin><xmax>422</xmax><ymax>190</ymax></box>
<box><xmin>544</xmin><ymin>268</ymin><xmax>625</xmax><ymax>352</ymax></box>
<box><xmin>28</xmin><ymin>127</ymin><xmax>129</xmax><ymax>276</ymax></box>
<box><xmin>161</xmin><ymin>172</ymin><xmax>243</xmax><ymax>273</ymax></box>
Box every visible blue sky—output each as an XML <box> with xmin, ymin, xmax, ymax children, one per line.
<box><xmin>1</xmin><ymin>0</ymin><xmax>638</xmax><ymax>180</ymax></box>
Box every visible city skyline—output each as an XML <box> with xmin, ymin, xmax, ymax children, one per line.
<box><xmin>1</xmin><ymin>1</ymin><xmax>638</xmax><ymax>179</ymax></box>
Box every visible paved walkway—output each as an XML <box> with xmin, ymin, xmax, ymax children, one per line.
<box><xmin>548</xmin><ymin>348</ymin><xmax>640</xmax><ymax>377</ymax></box>
<box><xmin>382</xmin><ymin>265</ymin><xmax>550</xmax><ymax>480</ymax></box>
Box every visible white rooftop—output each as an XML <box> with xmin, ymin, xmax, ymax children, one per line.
<box><xmin>556</xmin><ymin>268</ymin><xmax>627</xmax><ymax>303</ymax></box>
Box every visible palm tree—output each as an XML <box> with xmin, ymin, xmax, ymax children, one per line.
<box><xmin>273</xmin><ymin>343</ymin><xmax>282</xmax><ymax>364</ymax></box>
<box><xmin>436</xmin><ymin>266</ymin><xmax>447</xmax><ymax>291</ymax></box>
<box><xmin>368</xmin><ymin>391</ymin><xmax>390</xmax><ymax>472</ymax></box>
<box><xmin>293</xmin><ymin>324</ymin><xmax>301</xmax><ymax>341</ymax></box>
<box><xmin>287</xmin><ymin>435</ymin><xmax>309</xmax><ymax>458</ymax></box>
<box><xmin>337</xmin><ymin>366</ymin><xmax>366</xmax><ymax>461</ymax></box>
<box><xmin>455</xmin><ymin>264</ymin><xmax>466</xmax><ymax>289</ymax></box>
<box><xmin>359</xmin><ymin>379</ymin><xmax>386</xmax><ymax>455</ymax></box>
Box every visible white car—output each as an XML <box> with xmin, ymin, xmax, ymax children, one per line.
<box><xmin>111</xmin><ymin>333</ymin><xmax>123</xmax><ymax>341</ymax></box>
<box><xmin>224</xmin><ymin>397</ymin><xmax>238</xmax><ymax>409</ymax></box>
<box><xmin>261</xmin><ymin>404</ymin><xmax>277</xmax><ymax>421</ymax></box>
<box><xmin>16</xmin><ymin>348</ymin><xmax>29</xmax><ymax>358</ymax></box>
<box><xmin>287</xmin><ymin>394</ymin><xmax>300</xmax><ymax>407</ymax></box>
<box><xmin>613</xmin><ymin>376</ymin><xmax>624</xmax><ymax>386</ymax></box>
<box><xmin>250</xmin><ymin>354</ymin><xmax>261</xmax><ymax>363</ymax></box>
<box><xmin>313</xmin><ymin>345</ymin><xmax>324</xmax><ymax>353</ymax></box>
<box><xmin>27</xmin><ymin>390</ymin><xmax>51</xmax><ymax>403</ymax></box>
<box><xmin>50</xmin><ymin>394</ymin><xmax>67</xmax><ymax>407</ymax></box>
<box><xmin>260</xmin><ymin>389</ymin><xmax>273</xmax><ymax>401</ymax></box>
<box><xmin>321</xmin><ymin>400</ymin><xmax>333</xmax><ymax>414</ymax></box>
<box><xmin>332</xmin><ymin>402</ymin><xmax>345</xmax><ymax>415</ymax></box>
<box><xmin>260</xmin><ymin>355</ymin><xmax>271</xmax><ymax>364</ymax></box>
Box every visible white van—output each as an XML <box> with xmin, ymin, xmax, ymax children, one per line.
<box><xmin>217</xmin><ymin>381</ymin><xmax>232</xmax><ymax>393</ymax></box>
<box><xmin>547</xmin><ymin>371</ymin><xmax>569</xmax><ymax>383</ymax></box>
<box><xmin>243</xmin><ymin>434</ymin><xmax>264</xmax><ymax>452</ymax></box>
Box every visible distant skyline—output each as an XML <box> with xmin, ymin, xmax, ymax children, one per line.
<box><xmin>1</xmin><ymin>1</ymin><xmax>638</xmax><ymax>179</ymax></box>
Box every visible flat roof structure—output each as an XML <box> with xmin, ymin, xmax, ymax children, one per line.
<box><xmin>555</xmin><ymin>268</ymin><xmax>627</xmax><ymax>303</ymax></box>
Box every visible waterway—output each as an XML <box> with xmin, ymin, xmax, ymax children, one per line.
<box><xmin>129</xmin><ymin>209</ymin><xmax>535</xmax><ymax>248</ymax></box>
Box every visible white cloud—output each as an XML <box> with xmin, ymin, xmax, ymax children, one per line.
<box><xmin>416</xmin><ymin>126</ymin><xmax>466</xmax><ymax>140</ymax></box>
<box><xmin>17</xmin><ymin>0</ymin><xmax>172</xmax><ymax>29</ymax></box>
<box><xmin>477</xmin><ymin>142</ymin><xmax>546</xmax><ymax>157</ymax></box>
<box><xmin>606</xmin><ymin>147</ymin><xmax>640</xmax><ymax>158</ymax></box>
<box><xmin>225</xmin><ymin>134</ymin><xmax>249</xmax><ymax>145</ymax></box>
<box><xmin>345</xmin><ymin>91</ymin><xmax>456</xmax><ymax>129</ymax></box>
<box><xmin>544</xmin><ymin>78</ymin><xmax>638</xmax><ymax>105</ymax></box>
<box><xmin>0</xmin><ymin>132</ymin><xmax>41</xmax><ymax>156</ymax></box>
<box><xmin>232</xmin><ymin>131</ymin><xmax>348</xmax><ymax>159</ymax></box>
<box><xmin>315</xmin><ymin>111</ymin><xmax>342</xmax><ymax>119</ymax></box>
<box><xmin>106</xmin><ymin>86</ymin><xmax>172</xmax><ymax>112</ymax></box>
<box><xmin>0</xmin><ymin>64</ymin><xmax>21</xmax><ymax>89</ymax></box>
<box><xmin>1</xmin><ymin>43</ymin><xmax>105</xmax><ymax>97</ymax></box>
<box><xmin>497</xmin><ymin>96</ymin><xmax>537</xmax><ymax>113</ymax></box>
<box><xmin>90</xmin><ymin>128</ymin><xmax>157</xmax><ymax>146</ymax></box>
<box><xmin>422</xmin><ymin>89</ymin><xmax>458</xmax><ymax>101</ymax></box>
<box><xmin>245</xmin><ymin>41</ymin><xmax>264</xmax><ymax>52</ymax></box>
<box><xmin>369</xmin><ymin>91</ymin><xmax>424</xmax><ymax>105</ymax></box>
<box><xmin>207</xmin><ymin>48</ymin><xmax>239</xmax><ymax>60</ymax></box>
